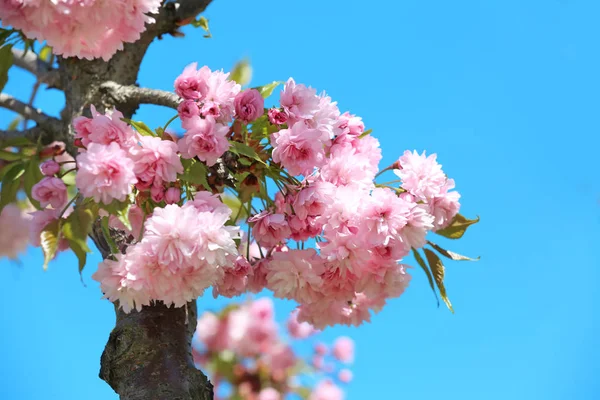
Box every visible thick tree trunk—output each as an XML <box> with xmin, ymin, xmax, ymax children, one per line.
<box><xmin>100</xmin><ymin>301</ymin><xmax>213</xmax><ymax>400</ymax></box>
<box><xmin>52</xmin><ymin>1</ymin><xmax>215</xmax><ymax>398</ymax></box>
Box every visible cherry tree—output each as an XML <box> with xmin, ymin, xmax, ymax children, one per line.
<box><xmin>0</xmin><ymin>1</ymin><xmax>478</xmax><ymax>399</ymax></box>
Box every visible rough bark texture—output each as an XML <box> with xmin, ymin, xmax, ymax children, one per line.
<box><xmin>100</xmin><ymin>302</ymin><xmax>213</xmax><ymax>400</ymax></box>
<box><xmin>32</xmin><ymin>1</ymin><xmax>216</xmax><ymax>398</ymax></box>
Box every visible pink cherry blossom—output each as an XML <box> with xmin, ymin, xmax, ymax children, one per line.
<box><xmin>76</xmin><ymin>142</ymin><xmax>137</xmax><ymax>204</ymax></box>
<box><xmin>334</xmin><ymin>112</ymin><xmax>364</xmax><ymax>137</ymax></box>
<box><xmin>32</xmin><ymin>177</ymin><xmax>68</xmax><ymax>209</ymax></box>
<box><xmin>178</xmin><ymin>116</ymin><xmax>230</xmax><ymax>166</ymax></box>
<box><xmin>165</xmin><ymin>187</ymin><xmax>181</xmax><ymax>204</ymax></box>
<box><xmin>196</xmin><ymin>312</ymin><xmax>232</xmax><ymax>352</ymax></box>
<box><xmin>183</xmin><ymin>191</ymin><xmax>231</xmax><ymax>216</ymax></box>
<box><xmin>332</xmin><ymin>337</ymin><xmax>354</xmax><ymax>363</ymax></box>
<box><xmin>234</xmin><ymin>89</ymin><xmax>264</xmax><ymax>123</ymax></box>
<box><xmin>0</xmin><ymin>0</ymin><xmax>162</xmax><ymax>60</ymax></box>
<box><xmin>258</xmin><ymin>388</ymin><xmax>281</xmax><ymax>400</ymax></box>
<box><xmin>287</xmin><ymin>309</ymin><xmax>318</xmax><ymax>339</ymax></box>
<box><xmin>248</xmin><ymin>210</ymin><xmax>291</xmax><ymax>248</ymax></box>
<box><xmin>309</xmin><ymin>380</ymin><xmax>343</xmax><ymax>400</ymax></box>
<box><xmin>129</xmin><ymin>135</ymin><xmax>183</xmax><ymax>188</ymax></box>
<box><xmin>280</xmin><ymin>78</ymin><xmax>320</xmax><ymax>121</ymax></box>
<box><xmin>175</xmin><ymin>63</ymin><xmax>209</xmax><ymax>100</ymax></box>
<box><xmin>262</xmin><ymin>342</ymin><xmax>296</xmax><ymax>374</ymax></box>
<box><xmin>338</xmin><ymin>369</ymin><xmax>353</xmax><ymax>383</ymax></box>
<box><xmin>178</xmin><ymin>99</ymin><xmax>201</xmax><ymax>121</ymax></box>
<box><xmin>40</xmin><ymin>160</ymin><xmax>60</xmax><ymax>176</ymax></box>
<box><xmin>395</xmin><ymin>150</ymin><xmax>448</xmax><ymax>200</ymax></box>
<box><xmin>0</xmin><ymin>204</ymin><xmax>31</xmax><ymax>259</ymax></box>
<box><xmin>150</xmin><ymin>183</ymin><xmax>165</xmax><ymax>203</ymax></box>
<box><xmin>265</xmin><ymin>249</ymin><xmax>325</xmax><ymax>303</ymax></box>
<box><xmin>212</xmin><ymin>256</ymin><xmax>251</xmax><ymax>298</ymax></box>
<box><xmin>268</xmin><ymin>108</ymin><xmax>288</xmax><ymax>125</ymax></box>
<box><xmin>87</xmin><ymin>108</ymin><xmax>139</xmax><ymax>149</ymax></box>
<box><xmin>271</xmin><ymin>123</ymin><xmax>326</xmax><ymax>176</ymax></box>
<box><xmin>429</xmin><ymin>180</ymin><xmax>461</xmax><ymax>231</ymax></box>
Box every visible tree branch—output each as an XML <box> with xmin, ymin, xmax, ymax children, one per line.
<box><xmin>11</xmin><ymin>48</ymin><xmax>61</xmax><ymax>89</ymax></box>
<box><xmin>0</xmin><ymin>93</ymin><xmax>60</xmax><ymax>126</ymax></box>
<box><xmin>0</xmin><ymin>126</ymin><xmax>45</xmax><ymax>141</ymax></box>
<box><xmin>0</xmin><ymin>93</ymin><xmax>58</xmax><ymax>125</ymax></box>
<box><xmin>100</xmin><ymin>81</ymin><xmax>181</xmax><ymax>110</ymax></box>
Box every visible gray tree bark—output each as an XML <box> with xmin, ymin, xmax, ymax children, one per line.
<box><xmin>9</xmin><ymin>1</ymin><xmax>216</xmax><ymax>398</ymax></box>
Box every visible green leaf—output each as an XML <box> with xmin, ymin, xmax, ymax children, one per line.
<box><xmin>0</xmin><ymin>29</ymin><xmax>15</xmax><ymax>47</ymax></box>
<box><xmin>39</xmin><ymin>45</ymin><xmax>52</xmax><ymax>62</ymax></box>
<box><xmin>358</xmin><ymin>128</ymin><xmax>373</xmax><ymax>139</ymax></box>
<box><xmin>222</xmin><ymin>193</ymin><xmax>247</xmax><ymax>222</ymax></box>
<box><xmin>100</xmin><ymin>216</ymin><xmax>119</xmax><ymax>256</ymax></box>
<box><xmin>67</xmin><ymin>239</ymin><xmax>88</xmax><ymax>273</ymax></box>
<box><xmin>41</xmin><ymin>219</ymin><xmax>60</xmax><ymax>270</ymax></box>
<box><xmin>0</xmin><ymin>149</ymin><xmax>22</xmax><ymax>161</ymax></box>
<box><xmin>412</xmin><ymin>248</ymin><xmax>439</xmax><ymax>306</ymax></box>
<box><xmin>0</xmin><ymin>136</ymin><xmax>31</xmax><ymax>148</ymax></box>
<box><xmin>229</xmin><ymin>59</ymin><xmax>252</xmax><ymax>86</ymax></box>
<box><xmin>254</xmin><ymin>81</ymin><xmax>282</xmax><ymax>99</ymax></box>
<box><xmin>180</xmin><ymin>161</ymin><xmax>211</xmax><ymax>191</ymax></box>
<box><xmin>103</xmin><ymin>200</ymin><xmax>132</xmax><ymax>230</ymax></box>
<box><xmin>435</xmin><ymin>214</ymin><xmax>480</xmax><ymax>239</ymax></box>
<box><xmin>23</xmin><ymin>158</ymin><xmax>44</xmax><ymax>210</ymax></box>
<box><xmin>62</xmin><ymin>207</ymin><xmax>94</xmax><ymax>253</ymax></box>
<box><xmin>0</xmin><ymin>161</ymin><xmax>24</xmax><ymax>214</ymax></box>
<box><xmin>228</xmin><ymin>141</ymin><xmax>266</xmax><ymax>164</ymax></box>
<box><xmin>122</xmin><ymin>118</ymin><xmax>154</xmax><ymax>136</ymax></box>
<box><xmin>424</xmin><ymin>248</ymin><xmax>454</xmax><ymax>313</ymax></box>
<box><xmin>7</xmin><ymin>116</ymin><xmax>22</xmax><ymax>131</ymax></box>
<box><xmin>427</xmin><ymin>241</ymin><xmax>480</xmax><ymax>261</ymax></box>
<box><xmin>0</xmin><ymin>44</ymin><xmax>14</xmax><ymax>92</ymax></box>
<box><xmin>191</xmin><ymin>16</ymin><xmax>212</xmax><ymax>38</ymax></box>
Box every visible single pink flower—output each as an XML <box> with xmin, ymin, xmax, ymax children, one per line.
<box><xmin>164</xmin><ymin>187</ymin><xmax>181</xmax><ymax>204</ymax></box>
<box><xmin>257</xmin><ymin>388</ymin><xmax>281</xmax><ymax>400</ymax></box>
<box><xmin>178</xmin><ymin>116</ymin><xmax>230</xmax><ymax>166</ymax></box>
<box><xmin>338</xmin><ymin>369</ymin><xmax>353</xmax><ymax>383</ymax></box>
<box><xmin>268</xmin><ymin>108</ymin><xmax>288</xmax><ymax>125</ymax></box>
<box><xmin>248</xmin><ymin>210</ymin><xmax>291</xmax><ymax>248</ymax></box>
<box><xmin>309</xmin><ymin>380</ymin><xmax>343</xmax><ymax>400</ymax></box>
<box><xmin>271</xmin><ymin>123</ymin><xmax>326</xmax><ymax>176</ymax></box>
<box><xmin>129</xmin><ymin>135</ymin><xmax>183</xmax><ymax>187</ymax></box>
<box><xmin>76</xmin><ymin>142</ymin><xmax>137</xmax><ymax>204</ymax></box>
<box><xmin>332</xmin><ymin>337</ymin><xmax>354</xmax><ymax>363</ymax></box>
<box><xmin>174</xmin><ymin>63</ymin><xmax>209</xmax><ymax>100</ymax></box>
<box><xmin>40</xmin><ymin>160</ymin><xmax>60</xmax><ymax>176</ymax></box>
<box><xmin>32</xmin><ymin>176</ymin><xmax>68</xmax><ymax>209</ymax></box>
<box><xmin>280</xmin><ymin>78</ymin><xmax>320</xmax><ymax>121</ymax></box>
<box><xmin>234</xmin><ymin>89</ymin><xmax>264</xmax><ymax>123</ymax></box>
<box><xmin>287</xmin><ymin>309</ymin><xmax>318</xmax><ymax>339</ymax></box>
<box><xmin>0</xmin><ymin>204</ymin><xmax>31</xmax><ymax>259</ymax></box>
<box><xmin>265</xmin><ymin>249</ymin><xmax>325</xmax><ymax>303</ymax></box>
<box><xmin>178</xmin><ymin>99</ymin><xmax>201</xmax><ymax>120</ymax></box>
<box><xmin>395</xmin><ymin>150</ymin><xmax>448</xmax><ymax>200</ymax></box>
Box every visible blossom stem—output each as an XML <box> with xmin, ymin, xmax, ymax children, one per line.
<box><xmin>375</xmin><ymin>165</ymin><xmax>394</xmax><ymax>178</ymax></box>
<box><xmin>162</xmin><ymin>113</ymin><xmax>179</xmax><ymax>132</ymax></box>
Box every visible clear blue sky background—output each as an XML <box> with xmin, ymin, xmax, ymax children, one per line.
<box><xmin>1</xmin><ymin>0</ymin><xmax>599</xmax><ymax>399</ymax></box>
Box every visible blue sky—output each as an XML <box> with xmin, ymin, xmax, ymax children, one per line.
<box><xmin>1</xmin><ymin>0</ymin><xmax>599</xmax><ymax>399</ymax></box>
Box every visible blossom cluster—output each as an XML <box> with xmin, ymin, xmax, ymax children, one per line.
<box><xmin>0</xmin><ymin>0</ymin><xmax>161</xmax><ymax>60</ymax></box>
<box><xmin>242</xmin><ymin>79</ymin><xmax>461</xmax><ymax>328</ymax></box>
<box><xmin>194</xmin><ymin>298</ymin><xmax>352</xmax><ymax>400</ymax></box>
<box><xmin>0</xmin><ymin>63</ymin><xmax>472</xmax><ymax>329</ymax></box>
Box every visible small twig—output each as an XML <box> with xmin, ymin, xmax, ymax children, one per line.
<box><xmin>11</xmin><ymin>48</ymin><xmax>61</xmax><ymax>89</ymax></box>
